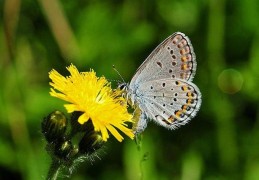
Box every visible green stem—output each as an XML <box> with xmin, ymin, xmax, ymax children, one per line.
<box><xmin>47</xmin><ymin>160</ymin><xmax>61</xmax><ymax>180</ymax></box>
<box><xmin>139</xmin><ymin>159</ymin><xmax>143</xmax><ymax>180</ymax></box>
<box><xmin>135</xmin><ymin>134</ymin><xmax>144</xmax><ymax>180</ymax></box>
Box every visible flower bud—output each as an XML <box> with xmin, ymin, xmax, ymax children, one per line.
<box><xmin>54</xmin><ymin>140</ymin><xmax>78</xmax><ymax>160</ymax></box>
<box><xmin>42</xmin><ymin>111</ymin><xmax>67</xmax><ymax>143</ymax></box>
<box><xmin>79</xmin><ymin>130</ymin><xmax>104</xmax><ymax>154</ymax></box>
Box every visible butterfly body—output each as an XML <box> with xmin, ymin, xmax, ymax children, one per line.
<box><xmin>122</xmin><ymin>32</ymin><xmax>201</xmax><ymax>134</ymax></box>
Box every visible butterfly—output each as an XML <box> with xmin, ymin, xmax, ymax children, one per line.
<box><xmin>119</xmin><ymin>32</ymin><xmax>201</xmax><ymax>134</ymax></box>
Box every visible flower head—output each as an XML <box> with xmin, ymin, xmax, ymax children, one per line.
<box><xmin>49</xmin><ymin>64</ymin><xmax>134</xmax><ymax>142</ymax></box>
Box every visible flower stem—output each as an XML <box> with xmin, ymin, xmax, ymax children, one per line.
<box><xmin>47</xmin><ymin>160</ymin><xmax>61</xmax><ymax>180</ymax></box>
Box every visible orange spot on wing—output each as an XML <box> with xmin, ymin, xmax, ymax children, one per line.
<box><xmin>181</xmin><ymin>64</ymin><xmax>189</xmax><ymax>70</ymax></box>
<box><xmin>168</xmin><ymin>115</ymin><xmax>175</xmax><ymax>122</ymax></box>
<box><xmin>182</xmin><ymin>105</ymin><xmax>188</xmax><ymax>111</ymax></box>
<box><xmin>187</xmin><ymin>99</ymin><xmax>195</xmax><ymax>105</ymax></box>
<box><xmin>175</xmin><ymin>110</ymin><xmax>183</xmax><ymax>119</ymax></box>
<box><xmin>181</xmin><ymin>56</ymin><xmax>187</xmax><ymax>62</ymax></box>
<box><xmin>180</xmin><ymin>49</ymin><xmax>186</xmax><ymax>55</ymax></box>
<box><xmin>182</xmin><ymin>85</ymin><xmax>189</xmax><ymax>91</ymax></box>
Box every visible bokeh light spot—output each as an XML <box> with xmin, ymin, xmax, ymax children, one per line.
<box><xmin>218</xmin><ymin>69</ymin><xmax>244</xmax><ymax>94</ymax></box>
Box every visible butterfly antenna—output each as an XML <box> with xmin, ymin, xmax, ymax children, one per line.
<box><xmin>113</xmin><ymin>65</ymin><xmax>125</xmax><ymax>83</ymax></box>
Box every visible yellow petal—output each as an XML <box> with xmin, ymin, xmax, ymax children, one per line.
<box><xmin>78</xmin><ymin>113</ymin><xmax>90</xmax><ymax>124</ymax></box>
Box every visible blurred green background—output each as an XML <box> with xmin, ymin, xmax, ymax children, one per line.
<box><xmin>1</xmin><ymin>0</ymin><xmax>259</xmax><ymax>179</ymax></box>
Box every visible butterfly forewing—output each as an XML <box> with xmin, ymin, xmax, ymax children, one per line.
<box><xmin>129</xmin><ymin>32</ymin><xmax>196</xmax><ymax>92</ymax></box>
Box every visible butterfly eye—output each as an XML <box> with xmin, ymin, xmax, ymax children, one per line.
<box><xmin>118</xmin><ymin>83</ymin><xmax>127</xmax><ymax>91</ymax></box>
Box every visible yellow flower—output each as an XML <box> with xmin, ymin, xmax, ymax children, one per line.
<box><xmin>49</xmin><ymin>64</ymin><xmax>134</xmax><ymax>142</ymax></box>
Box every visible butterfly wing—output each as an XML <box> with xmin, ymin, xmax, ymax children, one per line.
<box><xmin>128</xmin><ymin>32</ymin><xmax>201</xmax><ymax>133</ymax></box>
<box><xmin>135</xmin><ymin>78</ymin><xmax>201</xmax><ymax>129</ymax></box>
<box><xmin>129</xmin><ymin>32</ymin><xmax>196</xmax><ymax>93</ymax></box>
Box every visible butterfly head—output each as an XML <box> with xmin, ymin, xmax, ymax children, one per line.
<box><xmin>117</xmin><ymin>82</ymin><xmax>132</xmax><ymax>104</ymax></box>
<box><xmin>118</xmin><ymin>82</ymin><xmax>128</xmax><ymax>91</ymax></box>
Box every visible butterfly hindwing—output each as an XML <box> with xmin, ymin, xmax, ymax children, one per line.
<box><xmin>136</xmin><ymin>78</ymin><xmax>201</xmax><ymax>129</ymax></box>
